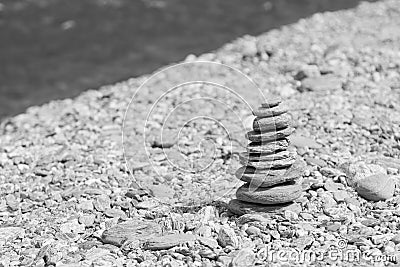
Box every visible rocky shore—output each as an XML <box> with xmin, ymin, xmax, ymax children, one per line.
<box><xmin>1</xmin><ymin>0</ymin><xmax>400</xmax><ymax>266</ymax></box>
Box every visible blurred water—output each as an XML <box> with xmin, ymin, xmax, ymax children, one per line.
<box><xmin>0</xmin><ymin>0</ymin><xmax>374</xmax><ymax>119</ymax></box>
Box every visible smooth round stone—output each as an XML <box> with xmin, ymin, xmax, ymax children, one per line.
<box><xmin>253</xmin><ymin>113</ymin><xmax>291</xmax><ymax>132</ymax></box>
<box><xmin>260</xmin><ymin>98</ymin><xmax>282</xmax><ymax>108</ymax></box>
<box><xmin>356</xmin><ymin>173</ymin><xmax>395</xmax><ymax>201</ymax></box>
<box><xmin>247</xmin><ymin>139</ymin><xmax>290</xmax><ymax>154</ymax></box>
<box><xmin>240</xmin><ymin>155</ymin><xmax>296</xmax><ymax>169</ymax></box>
<box><xmin>246</xmin><ymin>127</ymin><xmax>294</xmax><ymax>142</ymax></box>
<box><xmin>236</xmin><ymin>159</ymin><xmax>306</xmax><ymax>187</ymax></box>
<box><xmin>228</xmin><ymin>199</ymin><xmax>294</xmax><ymax>216</ymax></box>
<box><xmin>236</xmin><ymin>181</ymin><xmax>302</xmax><ymax>204</ymax></box>
<box><xmin>253</xmin><ymin>104</ymin><xmax>288</xmax><ymax>118</ymax></box>
<box><xmin>239</xmin><ymin>149</ymin><xmax>296</xmax><ymax>162</ymax></box>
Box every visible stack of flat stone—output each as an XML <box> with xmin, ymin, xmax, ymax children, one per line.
<box><xmin>229</xmin><ymin>99</ymin><xmax>306</xmax><ymax>215</ymax></box>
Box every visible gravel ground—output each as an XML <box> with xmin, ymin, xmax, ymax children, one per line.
<box><xmin>1</xmin><ymin>0</ymin><xmax>400</xmax><ymax>266</ymax></box>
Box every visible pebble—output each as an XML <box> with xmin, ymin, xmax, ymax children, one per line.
<box><xmin>217</xmin><ymin>225</ymin><xmax>239</xmax><ymax>248</ymax></box>
<box><xmin>290</xmin><ymin>135</ymin><xmax>322</xmax><ymax>149</ymax></box>
<box><xmin>245</xmin><ymin>226</ymin><xmax>261</xmax><ymax>236</ymax></box>
<box><xmin>236</xmin><ymin>214</ymin><xmax>269</xmax><ymax>224</ymax></box>
<box><xmin>240</xmin><ymin>39</ymin><xmax>258</xmax><ymax>57</ymax></box>
<box><xmin>324</xmin><ymin>182</ymin><xmax>345</xmax><ymax>192</ymax></box>
<box><xmin>198</xmin><ymin>237</ymin><xmax>219</xmax><ymax>249</ymax></box>
<box><xmin>341</xmin><ymin>161</ymin><xmax>386</xmax><ymax>187</ymax></box>
<box><xmin>78</xmin><ymin>199</ymin><xmax>94</xmax><ymax>211</ymax></box>
<box><xmin>60</xmin><ymin>219</ymin><xmax>85</xmax><ymax>234</ymax></box>
<box><xmin>230</xmin><ymin>248</ymin><xmax>256</xmax><ymax>267</ymax></box>
<box><xmin>299</xmin><ymin>212</ymin><xmax>314</xmax><ymax>221</ymax></box>
<box><xmin>94</xmin><ymin>195</ymin><xmax>111</xmax><ymax>212</ymax></box>
<box><xmin>344</xmin><ymin>197</ymin><xmax>360</xmax><ymax>207</ymax></box>
<box><xmin>371</xmin><ymin>234</ymin><xmax>394</xmax><ymax>245</ymax></box>
<box><xmin>104</xmin><ymin>208</ymin><xmax>128</xmax><ymax>219</ymax></box>
<box><xmin>195</xmin><ymin>225</ymin><xmax>212</xmax><ymax>238</ymax></box>
<box><xmin>391</xmin><ymin>234</ymin><xmax>400</xmax><ymax>244</ymax></box>
<box><xmin>300</xmin><ymin>74</ymin><xmax>343</xmax><ymax>92</ymax></box>
<box><xmin>332</xmin><ymin>190</ymin><xmax>349</xmax><ymax>202</ymax></box>
<box><xmin>134</xmin><ymin>199</ymin><xmax>159</xmax><ymax>209</ymax></box>
<box><xmin>79</xmin><ymin>214</ymin><xmax>96</xmax><ymax>226</ymax></box>
<box><xmin>326</xmin><ymin>223</ymin><xmax>341</xmax><ymax>232</ymax></box>
<box><xmin>355</xmin><ymin>173</ymin><xmax>395</xmax><ymax>201</ymax></box>
<box><xmin>292</xmin><ymin>236</ymin><xmax>314</xmax><ymax>250</ymax></box>
<box><xmin>305</xmin><ymin>157</ymin><xmax>327</xmax><ymax>167</ymax></box>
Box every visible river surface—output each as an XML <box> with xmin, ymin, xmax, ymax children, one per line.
<box><xmin>0</xmin><ymin>0</ymin><xmax>375</xmax><ymax>119</ymax></box>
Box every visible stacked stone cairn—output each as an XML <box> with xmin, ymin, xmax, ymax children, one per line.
<box><xmin>229</xmin><ymin>98</ymin><xmax>306</xmax><ymax>214</ymax></box>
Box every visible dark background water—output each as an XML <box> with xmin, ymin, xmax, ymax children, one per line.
<box><xmin>0</xmin><ymin>0</ymin><xmax>374</xmax><ymax>120</ymax></box>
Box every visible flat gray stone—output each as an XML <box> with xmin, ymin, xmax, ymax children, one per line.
<box><xmin>236</xmin><ymin>159</ymin><xmax>306</xmax><ymax>187</ymax></box>
<box><xmin>239</xmin><ymin>149</ymin><xmax>296</xmax><ymax>162</ymax></box>
<box><xmin>239</xmin><ymin>153</ymin><xmax>296</xmax><ymax>169</ymax></box>
<box><xmin>228</xmin><ymin>199</ymin><xmax>295</xmax><ymax>216</ymax></box>
<box><xmin>300</xmin><ymin>74</ymin><xmax>343</xmax><ymax>92</ymax></box>
<box><xmin>236</xmin><ymin>181</ymin><xmax>302</xmax><ymax>204</ymax></box>
<box><xmin>145</xmin><ymin>234</ymin><xmax>197</xmax><ymax>250</ymax></box>
<box><xmin>253</xmin><ymin>113</ymin><xmax>291</xmax><ymax>132</ymax></box>
<box><xmin>247</xmin><ymin>139</ymin><xmax>290</xmax><ymax>153</ymax></box>
<box><xmin>356</xmin><ymin>173</ymin><xmax>395</xmax><ymax>201</ymax></box>
<box><xmin>260</xmin><ymin>98</ymin><xmax>282</xmax><ymax>108</ymax></box>
<box><xmin>101</xmin><ymin>219</ymin><xmax>162</xmax><ymax>247</ymax></box>
<box><xmin>290</xmin><ymin>135</ymin><xmax>322</xmax><ymax>149</ymax></box>
<box><xmin>246</xmin><ymin>127</ymin><xmax>294</xmax><ymax>142</ymax></box>
<box><xmin>252</xmin><ymin>104</ymin><xmax>288</xmax><ymax>118</ymax></box>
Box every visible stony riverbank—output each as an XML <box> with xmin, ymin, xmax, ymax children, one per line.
<box><xmin>1</xmin><ymin>0</ymin><xmax>400</xmax><ymax>266</ymax></box>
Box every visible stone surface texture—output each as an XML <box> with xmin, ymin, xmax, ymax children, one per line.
<box><xmin>1</xmin><ymin>1</ymin><xmax>400</xmax><ymax>266</ymax></box>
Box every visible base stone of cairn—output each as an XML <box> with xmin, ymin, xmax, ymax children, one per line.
<box><xmin>228</xmin><ymin>98</ymin><xmax>306</xmax><ymax>215</ymax></box>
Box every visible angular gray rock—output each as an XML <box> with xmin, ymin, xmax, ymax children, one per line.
<box><xmin>217</xmin><ymin>225</ymin><xmax>239</xmax><ymax>248</ymax></box>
